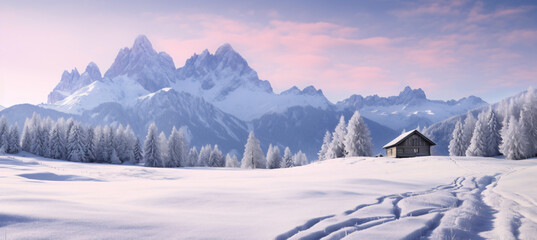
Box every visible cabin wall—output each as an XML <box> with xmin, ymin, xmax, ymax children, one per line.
<box><xmin>386</xmin><ymin>147</ymin><xmax>397</xmax><ymax>157</ymax></box>
<box><xmin>389</xmin><ymin>134</ymin><xmax>432</xmax><ymax>158</ymax></box>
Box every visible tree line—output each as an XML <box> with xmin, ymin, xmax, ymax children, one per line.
<box><xmin>449</xmin><ymin>87</ymin><xmax>537</xmax><ymax>160</ymax></box>
<box><xmin>0</xmin><ymin>113</ymin><xmax>309</xmax><ymax>169</ymax></box>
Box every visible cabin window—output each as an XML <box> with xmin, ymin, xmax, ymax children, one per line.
<box><xmin>414</xmin><ymin>148</ymin><xmax>419</xmax><ymax>153</ymax></box>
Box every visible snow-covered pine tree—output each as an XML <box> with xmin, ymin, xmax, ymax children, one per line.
<box><xmin>344</xmin><ymin>110</ymin><xmax>372</xmax><ymax>157</ymax></box>
<box><xmin>187</xmin><ymin>146</ymin><xmax>198</xmax><ymax>167</ymax></box>
<box><xmin>159</xmin><ymin>132</ymin><xmax>169</xmax><ymax>167</ymax></box>
<box><xmin>225</xmin><ymin>154</ymin><xmax>240</xmax><ymax>168</ymax></box>
<box><xmin>93</xmin><ymin>126</ymin><xmax>106</xmax><ymax>163</ymax></box>
<box><xmin>293</xmin><ymin>150</ymin><xmax>308</xmax><ymax>166</ymax></box>
<box><xmin>110</xmin><ymin>148</ymin><xmax>121</xmax><ymax>164</ymax></box>
<box><xmin>0</xmin><ymin>116</ymin><xmax>9</xmax><ymax>153</ymax></box>
<box><xmin>8</xmin><ymin>125</ymin><xmax>20</xmax><ymax>154</ymax></box>
<box><xmin>520</xmin><ymin>87</ymin><xmax>537</xmax><ymax>157</ymax></box>
<box><xmin>267</xmin><ymin>145</ymin><xmax>282</xmax><ymax>169</ymax></box>
<box><xmin>266</xmin><ymin>144</ymin><xmax>273</xmax><ymax>167</ymax></box>
<box><xmin>318</xmin><ymin>131</ymin><xmax>331</xmax><ymax>161</ymax></box>
<box><xmin>500</xmin><ymin>116</ymin><xmax>530</xmax><ymax>160</ymax></box>
<box><xmin>198</xmin><ymin>144</ymin><xmax>211</xmax><ymax>167</ymax></box>
<box><xmin>20</xmin><ymin>119</ymin><xmax>32</xmax><ymax>152</ymax></box>
<box><xmin>486</xmin><ymin>108</ymin><xmax>501</xmax><ymax>156</ymax></box>
<box><xmin>283</xmin><ymin>147</ymin><xmax>293</xmax><ymax>168</ymax></box>
<box><xmin>461</xmin><ymin>112</ymin><xmax>477</xmax><ymax>153</ymax></box>
<box><xmin>144</xmin><ymin>123</ymin><xmax>162</xmax><ymax>167</ymax></box>
<box><xmin>85</xmin><ymin>126</ymin><xmax>96</xmax><ymax>162</ymax></box>
<box><xmin>326</xmin><ymin>115</ymin><xmax>347</xmax><ymax>159</ymax></box>
<box><xmin>102</xmin><ymin>125</ymin><xmax>114</xmax><ymax>163</ymax></box>
<box><xmin>168</xmin><ymin>127</ymin><xmax>185</xmax><ymax>167</ymax></box>
<box><xmin>122</xmin><ymin>125</ymin><xmax>136</xmax><ymax>163</ymax></box>
<box><xmin>448</xmin><ymin>120</ymin><xmax>466</xmax><ymax>156</ymax></box>
<box><xmin>209</xmin><ymin>145</ymin><xmax>224</xmax><ymax>167</ymax></box>
<box><xmin>67</xmin><ymin>123</ymin><xmax>87</xmax><ymax>162</ymax></box>
<box><xmin>241</xmin><ymin>131</ymin><xmax>266</xmax><ymax>169</ymax></box>
<box><xmin>466</xmin><ymin>111</ymin><xmax>489</xmax><ymax>157</ymax></box>
<box><xmin>133</xmin><ymin>138</ymin><xmax>143</xmax><ymax>164</ymax></box>
<box><xmin>48</xmin><ymin>123</ymin><xmax>65</xmax><ymax>159</ymax></box>
<box><xmin>114</xmin><ymin>125</ymin><xmax>127</xmax><ymax>163</ymax></box>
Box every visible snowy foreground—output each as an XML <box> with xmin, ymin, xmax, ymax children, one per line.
<box><xmin>1</xmin><ymin>153</ymin><xmax>537</xmax><ymax>239</ymax></box>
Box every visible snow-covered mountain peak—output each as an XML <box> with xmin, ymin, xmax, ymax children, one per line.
<box><xmin>281</xmin><ymin>85</ymin><xmax>324</xmax><ymax>96</ymax></box>
<box><xmin>104</xmin><ymin>35</ymin><xmax>175</xmax><ymax>92</ymax></box>
<box><xmin>85</xmin><ymin>62</ymin><xmax>102</xmax><ymax>81</ymax></box>
<box><xmin>47</xmin><ymin>64</ymin><xmax>102</xmax><ymax>104</ymax></box>
<box><xmin>396</xmin><ymin>86</ymin><xmax>426</xmax><ymax>104</ymax></box>
<box><xmin>131</xmin><ymin>35</ymin><xmax>156</xmax><ymax>55</ymax></box>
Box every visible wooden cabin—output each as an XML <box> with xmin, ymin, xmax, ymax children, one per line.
<box><xmin>383</xmin><ymin>130</ymin><xmax>436</xmax><ymax>158</ymax></box>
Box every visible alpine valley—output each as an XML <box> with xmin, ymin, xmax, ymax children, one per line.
<box><xmin>0</xmin><ymin>35</ymin><xmax>488</xmax><ymax>159</ymax></box>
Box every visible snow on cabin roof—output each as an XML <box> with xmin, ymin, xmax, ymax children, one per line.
<box><xmin>382</xmin><ymin>129</ymin><xmax>436</xmax><ymax>149</ymax></box>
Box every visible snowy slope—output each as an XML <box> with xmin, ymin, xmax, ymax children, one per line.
<box><xmin>0</xmin><ymin>105</ymin><xmax>4</xmax><ymax>111</ymax></box>
<box><xmin>2</xmin><ymin>153</ymin><xmax>536</xmax><ymax>239</ymax></box>
<box><xmin>337</xmin><ymin>86</ymin><xmax>488</xmax><ymax>131</ymax></box>
<box><xmin>44</xmin><ymin>76</ymin><xmax>150</xmax><ymax>114</ymax></box>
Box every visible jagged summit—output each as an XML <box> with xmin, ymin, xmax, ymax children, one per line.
<box><xmin>131</xmin><ymin>35</ymin><xmax>156</xmax><ymax>55</ymax></box>
<box><xmin>47</xmin><ymin>63</ymin><xmax>102</xmax><ymax>104</ymax></box>
<box><xmin>104</xmin><ymin>35</ymin><xmax>175</xmax><ymax>92</ymax></box>
<box><xmin>281</xmin><ymin>85</ymin><xmax>324</xmax><ymax>96</ymax></box>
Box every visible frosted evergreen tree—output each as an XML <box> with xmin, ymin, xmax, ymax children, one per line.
<box><xmin>520</xmin><ymin>88</ymin><xmax>537</xmax><ymax>157</ymax></box>
<box><xmin>461</xmin><ymin>112</ymin><xmax>477</xmax><ymax>153</ymax></box>
<box><xmin>266</xmin><ymin>144</ymin><xmax>273</xmax><ymax>166</ymax></box>
<box><xmin>85</xmin><ymin>126</ymin><xmax>96</xmax><ymax>162</ymax></box>
<box><xmin>110</xmin><ymin>149</ymin><xmax>121</xmax><ymax>164</ymax></box>
<box><xmin>198</xmin><ymin>145</ymin><xmax>211</xmax><ymax>167</ymax></box>
<box><xmin>101</xmin><ymin>126</ymin><xmax>114</xmax><ymax>163</ymax></box>
<box><xmin>326</xmin><ymin>115</ymin><xmax>347</xmax><ymax>159</ymax></box>
<box><xmin>33</xmin><ymin>123</ymin><xmax>49</xmax><ymax>157</ymax></box>
<box><xmin>317</xmin><ymin>131</ymin><xmax>331</xmax><ymax>161</ymax></box>
<box><xmin>500</xmin><ymin>116</ymin><xmax>530</xmax><ymax>160</ymax></box>
<box><xmin>283</xmin><ymin>147</ymin><xmax>293</xmax><ymax>168</ymax></box>
<box><xmin>159</xmin><ymin>132</ymin><xmax>169</xmax><ymax>167</ymax></box>
<box><xmin>67</xmin><ymin>123</ymin><xmax>87</xmax><ymax>162</ymax></box>
<box><xmin>168</xmin><ymin>127</ymin><xmax>185</xmax><ymax>167</ymax></box>
<box><xmin>114</xmin><ymin>125</ymin><xmax>127</xmax><ymax>163</ymax></box>
<box><xmin>344</xmin><ymin>111</ymin><xmax>373</xmax><ymax>157</ymax></box>
<box><xmin>466</xmin><ymin>111</ymin><xmax>489</xmax><ymax>157</ymax></box>
<box><xmin>225</xmin><ymin>154</ymin><xmax>240</xmax><ymax>168</ymax></box>
<box><xmin>122</xmin><ymin>125</ymin><xmax>136</xmax><ymax>163</ymax></box>
<box><xmin>486</xmin><ymin>108</ymin><xmax>501</xmax><ymax>156</ymax></box>
<box><xmin>20</xmin><ymin>119</ymin><xmax>32</xmax><ymax>152</ymax></box>
<box><xmin>93</xmin><ymin>126</ymin><xmax>106</xmax><ymax>163</ymax></box>
<box><xmin>241</xmin><ymin>131</ymin><xmax>266</xmax><ymax>169</ymax></box>
<box><xmin>0</xmin><ymin>116</ymin><xmax>9</xmax><ymax>153</ymax></box>
<box><xmin>448</xmin><ymin>120</ymin><xmax>466</xmax><ymax>156</ymax></box>
<box><xmin>209</xmin><ymin>145</ymin><xmax>224</xmax><ymax>167</ymax></box>
<box><xmin>293</xmin><ymin>150</ymin><xmax>308</xmax><ymax>166</ymax></box>
<box><xmin>48</xmin><ymin>123</ymin><xmax>65</xmax><ymax>159</ymax></box>
<box><xmin>144</xmin><ymin>123</ymin><xmax>162</xmax><ymax>167</ymax></box>
<box><xmin>267</xmin><ymin>145</ymin><xmax>282</xmax><ymax>169</ymax></box>
<box><xmin>186</xmin><ymin>146</ymin><xmax>198</xmax><ymax>167</ymax></box>
<box><xmin>133</xmin><ymin>138</ymin><xmax>143</xmax><ymax>164</ymax></box>
<box><xmin>6</xmin><ymin>125</ymin><xmax>20</xmax><ymax>154</ymax></box>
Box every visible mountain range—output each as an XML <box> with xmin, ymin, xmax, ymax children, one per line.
<box><xmin>1</xmin><ymin>35</ymin><xmax>489</xmax><ymax>159</ymax></box>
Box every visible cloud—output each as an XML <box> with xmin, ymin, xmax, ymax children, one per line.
<box><xmin>467</xmin><ymin>3</ymin><xmax>533</xmax><ymax>22</ymax></box>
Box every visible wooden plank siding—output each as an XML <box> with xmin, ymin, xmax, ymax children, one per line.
<box><xmin>383</xmin><ymin>130</ymin><xmax>435</xmax><ymax>158</ymax></box>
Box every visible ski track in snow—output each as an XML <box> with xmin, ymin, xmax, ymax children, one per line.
<box><xmin>276</xmin><ymin>163</ymin><xmax>532</xmax><ymax>240</ymax></box>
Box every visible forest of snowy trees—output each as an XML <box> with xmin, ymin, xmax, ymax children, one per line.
<box><xmin>318</xmin><ymin>110</ymin><xmax>373</xmax><ymax>160</ymax></box>
<box><xmin>0</xmin><ymin>113</ymin><xmax>309</xmax><ymax>169</ymax></box>
<box><xmin>449</xmin><ymin>87</ymin><xmax>537</xmax><ymax>160</ymax></box>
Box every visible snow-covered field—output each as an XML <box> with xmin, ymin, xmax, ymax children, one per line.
<box><xmin>1</xmin><ymin>153</ymin><xmax>537</xmax><ymax>239</ymax></box>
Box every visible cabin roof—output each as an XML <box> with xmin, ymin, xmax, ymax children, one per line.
<box><xmin>382</xmin><ymin>129</ymin><xmax>436</xmax><ymax>149</ymax></box>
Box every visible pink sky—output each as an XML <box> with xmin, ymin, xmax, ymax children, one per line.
<box><xmin>1</xmin><ymin>0</ymin><xmax>536</xmax><ymax>107</ymax></box>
